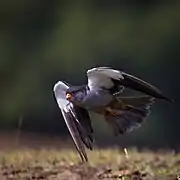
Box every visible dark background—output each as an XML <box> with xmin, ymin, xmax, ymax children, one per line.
<box><xmin>0</xmin><ymin>0</ymin><xmax>179</xmax><ymax>150</ymax></box>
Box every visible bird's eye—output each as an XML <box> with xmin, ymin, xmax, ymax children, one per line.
<box><xmin>66</xmin><ymin>93</ymin><xmax>72</xmax><ymax>100</ymax></box>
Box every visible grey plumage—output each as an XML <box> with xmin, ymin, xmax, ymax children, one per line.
<box><xmin>53</xmin><ymin>67</ymin><xmax>172</xmax><ymax>162</ymax></box>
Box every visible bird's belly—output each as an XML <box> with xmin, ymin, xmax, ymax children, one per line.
<box><xmin>90</xmin><ymin>97</ymin><xmax>125</xmax><ymax>115</ymax></box>
<box><xmin>82</xmin><ymin>89</ymin><xmax>113</xmax><ymax>110</ymax></box>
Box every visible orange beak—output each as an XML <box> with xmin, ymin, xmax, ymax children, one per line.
<box><xmin>66</xmin><ymin>93</ymin><xmax>72</xmax><ymax>100</ymax></box>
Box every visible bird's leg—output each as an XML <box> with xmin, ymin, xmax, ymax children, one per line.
<box><xmin>114</xmin><ymin>98</ymin><xmax>127</xmax><ymax>110</ymax></box>
<box><xmin>105</xmin><ymin>107</ymin><xmax>121</xmax><ymax>116</ymax></box>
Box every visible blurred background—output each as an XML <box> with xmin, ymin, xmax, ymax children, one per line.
<box><xmin>0</xmin><ymin>0</ymin><xmax>179</xmax><ymax>151</ymax></box>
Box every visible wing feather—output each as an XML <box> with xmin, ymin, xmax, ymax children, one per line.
<box><xmin>53</xmin><ymin>81</ymin><xmax>93</xmax><ymax>162</ymax></box>
<box><xmin>120</xmin><ymin>72</ymin><xmax>172</xmax><ymax>102</ymax></box>
<box><xmin>87</xmin><ymin>67</ymin><xmax>124</xmax><ymax>90</ymax></box>
<box><xmin>61</xmin><ymin>109</ymin><xmax>88</xmax><ymax>162</ymax></box>
<box><xmin>69</xmin><ymin>104</ymin><xmax>93</xmax><ymax>150</ymax></box>
<box><xmin>87</xmin><ymin>67</ymin><xmax>172</xmax><ymax>102</ymax></box>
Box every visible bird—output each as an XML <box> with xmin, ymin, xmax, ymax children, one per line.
<box><xmin>53</xmin><ymin>67</ymin><xmax>172</xmax><ymax>162</ymax></box>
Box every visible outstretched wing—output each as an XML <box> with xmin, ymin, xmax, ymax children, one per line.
<box><xmin>53</xmin><ymin>81</ymin><xmax>93</xmax><ymax>162</ymax></box>
<box><xmin>87</xmin><ymin>67</ymin><xmax>172</xmax><ymax>102</ymax></box>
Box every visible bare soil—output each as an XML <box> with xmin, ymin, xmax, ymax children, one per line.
<box><xmin>0</xmin><ymin>132</ymin><xmax>179</xmax><ymax>180</ymax></box>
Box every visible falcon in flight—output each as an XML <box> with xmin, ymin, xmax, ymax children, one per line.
<box><xmin>53</xmin><ymin>67</ymin><xmax>172</xmax><ymax>162</ymax></box>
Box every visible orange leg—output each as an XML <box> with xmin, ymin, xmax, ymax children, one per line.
<box><xmin>105</xmin><ymin>107</ymin><xmax>121</xmax><ymax>116</ymax></box>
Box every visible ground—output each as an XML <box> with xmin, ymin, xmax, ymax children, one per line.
<box><xmin>0</xmin><ymin>148</ymin><xmax>180</xmax><ymax>180</ymax></box>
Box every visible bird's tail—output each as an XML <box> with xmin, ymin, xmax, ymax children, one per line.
<box><xmin>106</xmin><ymin>96</ymin><xmax>155</xmax><ymax>136</ymax></box>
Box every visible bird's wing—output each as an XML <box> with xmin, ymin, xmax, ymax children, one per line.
<box><xmin>87</xmin><ymin>67</ymin><xmax>124</xmax><ymax>90</ymax></box>
<box><xmin>87</xmin><ymin>67</ymin><xmax>172</xmax><ymax>102</ymax></box>
<box><xmin>53</xmin><ymin>81</ymin><xmax>93</xmax><ymax>162</ymax></box>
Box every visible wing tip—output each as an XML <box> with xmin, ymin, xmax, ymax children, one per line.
<box><xmin>163</xmin><ymin>96</ymin><xmax>174</xmax><ymax>103</ymax></box>
<box><xmin>156</xmin><ymin>92</ymin><xmax>173</xmax><ymax>103</ymax></box>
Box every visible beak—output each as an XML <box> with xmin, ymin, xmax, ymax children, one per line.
<box><xmin>66</xmin><ymin>93</ymin><xmax>72</xmax><ymax>100</ymax></box>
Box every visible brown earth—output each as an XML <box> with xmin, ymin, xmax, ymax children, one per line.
<box><xmin>0</xmin><ymin>148</ymin><xmax>179</xmax><ymax>180</ymax></box>
<box><xmin>0</xmin><ymin>132</ymin><xmax>179</xmax><ymax>180</ymax></box>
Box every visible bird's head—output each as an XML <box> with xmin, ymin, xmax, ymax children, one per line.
<box><xmin>66</xmin><ymin>86</ymin><xmax>86</xmax><ymax>104</ymax></box>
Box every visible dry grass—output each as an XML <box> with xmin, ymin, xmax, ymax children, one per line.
<box><xmin>0</xmin><ymin>147</ymin><xmax>180</xmax><ymax>179</ymax></box>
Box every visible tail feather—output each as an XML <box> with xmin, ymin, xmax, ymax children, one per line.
<box><xmin>106</xmin><ymin>96</ymin><xmax>155</xmax><ymax>135</ymax></box>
